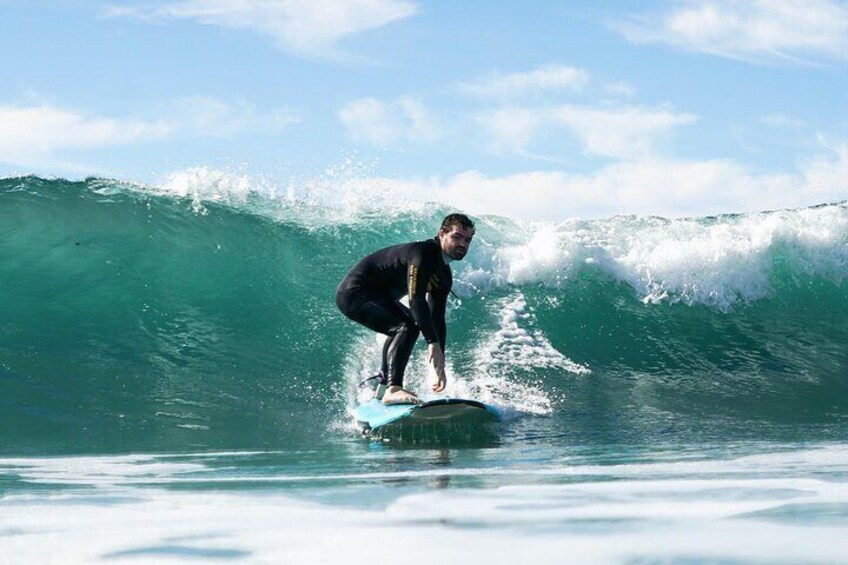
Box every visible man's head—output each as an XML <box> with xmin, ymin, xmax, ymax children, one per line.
<box><xmin>437</xmin><ymin>213</ymin><xmax>475</xmax><ymax>261</ymax></box>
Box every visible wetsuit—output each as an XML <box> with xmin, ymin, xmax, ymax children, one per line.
<box><xmin>335</xmin><ymin>238</ymin><xmax>452</xmax><ymax>388</ymax></box>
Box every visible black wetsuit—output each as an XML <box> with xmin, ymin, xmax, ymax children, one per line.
<box><xmin>335</xmin><ymin>238</ymin><xmax>452</xmax><ymax>387</ymax></box>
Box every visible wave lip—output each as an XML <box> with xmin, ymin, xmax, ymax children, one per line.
<box><xmin>483</xmin><ymin>203</ymin><xmax>848</xmax><ymax>310</ymax></box>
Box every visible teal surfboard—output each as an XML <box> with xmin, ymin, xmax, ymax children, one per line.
<box><xmin>353</xmin><ymin>396</ymin><xmax>502</xmax><ymax>433</ymax></box>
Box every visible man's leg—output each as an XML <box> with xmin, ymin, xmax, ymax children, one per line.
<box><xmin>380</xmin><ymin>336</ymin><xmax>391</xmax><ymax>379</ymax></box>
<box><xmin>336</xmin><ymin>291</ymin><xmax>421</xmax><ymax>404</ymax></box>
<box><xmin>383</xmin><ymin>315</ymin><xmax>420</xmax><ymax>387</ymax></box>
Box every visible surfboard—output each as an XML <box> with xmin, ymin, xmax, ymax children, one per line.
<box><xmin>353</xmin><ymin>396</ymin><xmax>502</xmax><ymax>433</ymax></box>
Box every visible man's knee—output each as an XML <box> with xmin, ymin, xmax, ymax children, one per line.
<box><xmin>389</xmin><ymin>319</ymin><xmax>419</xmax><ymax>340</ymax></box>
<box><xmin>335</xmin><ymin>286</ymin><xmax>350</xmax><ymax>314</ymax></box>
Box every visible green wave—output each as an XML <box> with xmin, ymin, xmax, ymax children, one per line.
<box><xmin>2</xmin><ymin>177</ymin><xmax>846</xmax><ymax>453</ymax></box>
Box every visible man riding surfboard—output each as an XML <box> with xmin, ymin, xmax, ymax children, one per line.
<box><xmin>336</xmin><ymin>213</ymin><xmax>475</xmax><ymax>405</ymax></box>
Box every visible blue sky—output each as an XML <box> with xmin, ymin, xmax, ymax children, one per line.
<box><xmin>1</xmin><ymin>0</ymin><xmax>846</xmax><ymax>219</ymax></box>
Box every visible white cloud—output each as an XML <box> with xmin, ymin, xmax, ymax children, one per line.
<box><xmin>338</xmin><ymin>97</ymin><xmax>440</xmax><ymax>145</ymax></box>
<box><xmin>396</xmin><ymin>98</ymin><xmax>441</xmax><ymax>143</ymax></box>
<box><xmin>614</xmin><ymin>0</ymin><xmax>848</xmax><ymax>63</ymax></box>
<box><xmin>0</xmin><ymin>99</ymin><xmax>299</xmax><ymax>169</ymax></box>
<box><xmin>458</xmin><ymin>65</ymin><xmax>590</xmax><ymax>98</ymax></box>
<box><xmin>552</xmin><ymin>105</ymin><xmax>698</xmax><ymax>159</ymax></box>
<box><xmin>477</xmin><ymin>106</ymin><xmax>546</xmax><ymax>157</ymax></box>
<box><xmin>105</xmin><ymin>0</ymin><xmax>419</xmax><ymax>57</ymax></box>
<box><xmin>0</xmin><ymin>105</ymin><xmax>170</xmax><ymax>165</ymax></box>
<box><xmin>306</xmin><ymin>137</ymin><xmax>844</xmax><ymax>220</ymax></box>
<box><xmin>338</xmin><ymin>98</ymin><xmax>397</xmax><ymax>145</ymax></box>
<box><xmin>418</xmin><ymin>161</ymin><xmax>796</xmax><ymax>219</ymax></box>
<box><xmin>356</xmin><ymin>146</ymin><xmax>845</xmax><ymax>220</ymax></box>
<box><xmin>800</xmin><ymin>137</ymin><xmax>848</xmax><ymax>204</ymax></box>
<box><xmin>479</xmin><ymin>104</ymin><xmax>698</xmax><ymax>160</ymax></box>
<box><xmin>173</xmin><ymin>97</ymin><xmax>299</xmax><ymax>136</ymax></box>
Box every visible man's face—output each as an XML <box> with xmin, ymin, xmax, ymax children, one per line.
<box><xmin>438</xmin><ymin>225</ymin><xmax>475</xmax><ymax>261</ymax></box>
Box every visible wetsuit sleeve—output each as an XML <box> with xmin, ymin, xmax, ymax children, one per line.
<box><xmin>427</xmin><ymin>291</ymin><xmax>447</xmax><ymax>352</ymax></box>
<box><xmin>407</xmin><ymin>246</ymin><xmax>440</xmax><ymax>344</ymax></box>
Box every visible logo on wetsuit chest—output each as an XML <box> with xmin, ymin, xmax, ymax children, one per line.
<box><xmin>408</xmin><ymin>265</ymin><xmax>440</xmax><ymax>298</ymax></box>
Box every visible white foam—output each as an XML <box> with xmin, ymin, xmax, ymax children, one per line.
<box><xmin>0</xmin><ymin>454</ymin><xmax>205</xmax><ymax>487</ymax></box>
<box><xmin>149</xmin><ymin>162</ymin><xmax>434</xmax><ymax>221</ymax></box>
<box><xmin>5</xmin><ymin>445</ymin><xmax>848</xmax><ymax>564</ymax></box>
<box><xmin>468</xmin><ymin>203</ymin><xmax>848</xmax><ymax>309</ymax></box>
<box><xmin>386</xmin><ymin>477</ymin><xmax>845</xmax><ymax>524</ymax></box>
<box><xmin>6</xmin><ymin>491</ymin><xmax>846</xmax><ymax>565</ymax></box>
<box><xmin>486</xmin><ymin>292</ymin><xmax>588</xmax><ymax>373</ymax></box>
<box><xmin>157</xmin><ymin>166</ymin><xmax>254</xmax><ymax>214</ymax></box>
<box><xmin>447</xmin><ymin>292</ymin><xmax>589</xmax><ymax>416</ymax></box>
<box><xmin>6</xmin><ymin>445</ymin><xmax>848</xmax><ymax>487</ymax></box>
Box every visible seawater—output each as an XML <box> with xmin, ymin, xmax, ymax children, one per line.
<box><xmin>2</xmin><ymin>176</ymin><xmax>848</xmax><ymax>563</ymax></box>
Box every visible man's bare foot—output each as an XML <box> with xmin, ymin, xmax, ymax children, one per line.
<box><xmin>382</xmin><ymin>386</ymin><xmax>420</xmax><ymax>405</ymax></box>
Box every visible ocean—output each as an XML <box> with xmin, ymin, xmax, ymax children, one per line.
<box><xmin>2</xmin><ymin>175</ymin><xmax>848</xmax><ymax>563</ymax></box>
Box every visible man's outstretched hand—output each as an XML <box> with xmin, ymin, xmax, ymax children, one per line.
<box><xmin>428</xmin><ymin>342</ymin><xmax>447</xmax><ymax>392</ymax></box>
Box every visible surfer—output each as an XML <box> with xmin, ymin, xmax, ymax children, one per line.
<box><xmin>336</xmin><ymin>213</ymin><xmax>475</xmax><ymax>405</ymax></box>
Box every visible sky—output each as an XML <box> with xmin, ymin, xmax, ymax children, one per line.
<box><xmin>1</xmin><ymin>0</ymin><xmax>846</xmax><ymax>219</ymax></box>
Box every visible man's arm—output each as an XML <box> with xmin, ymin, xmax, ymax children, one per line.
<box><xmin>426</xmin><ymin>288</ymin><xmax>449</xmax><ymax>392</ymax></box>
<box><xmin>427</xmin><ymin>291</ymin><xmax>447</xmax><ymax>352</ymax></box>
<box><xmin>407</xmin><ymin>247</ymin><xmax>440</xmax><ymax>345</ymax></box>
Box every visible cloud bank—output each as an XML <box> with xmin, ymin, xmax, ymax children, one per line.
<box><xmin>340</xmin><ymin>143</ymin><xmax>846</xmax><ymax>220</ymax></box>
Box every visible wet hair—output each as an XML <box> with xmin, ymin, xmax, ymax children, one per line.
<box><xmin>439</xmin><ymin>213</ymin><xmax>475</xmax><ymax>234</ymax></box>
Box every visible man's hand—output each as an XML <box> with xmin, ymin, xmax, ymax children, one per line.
<box><xmin>428</xmin><ymin>342</ymin><xmax>447</xmax><ymax>392</ymax></box>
